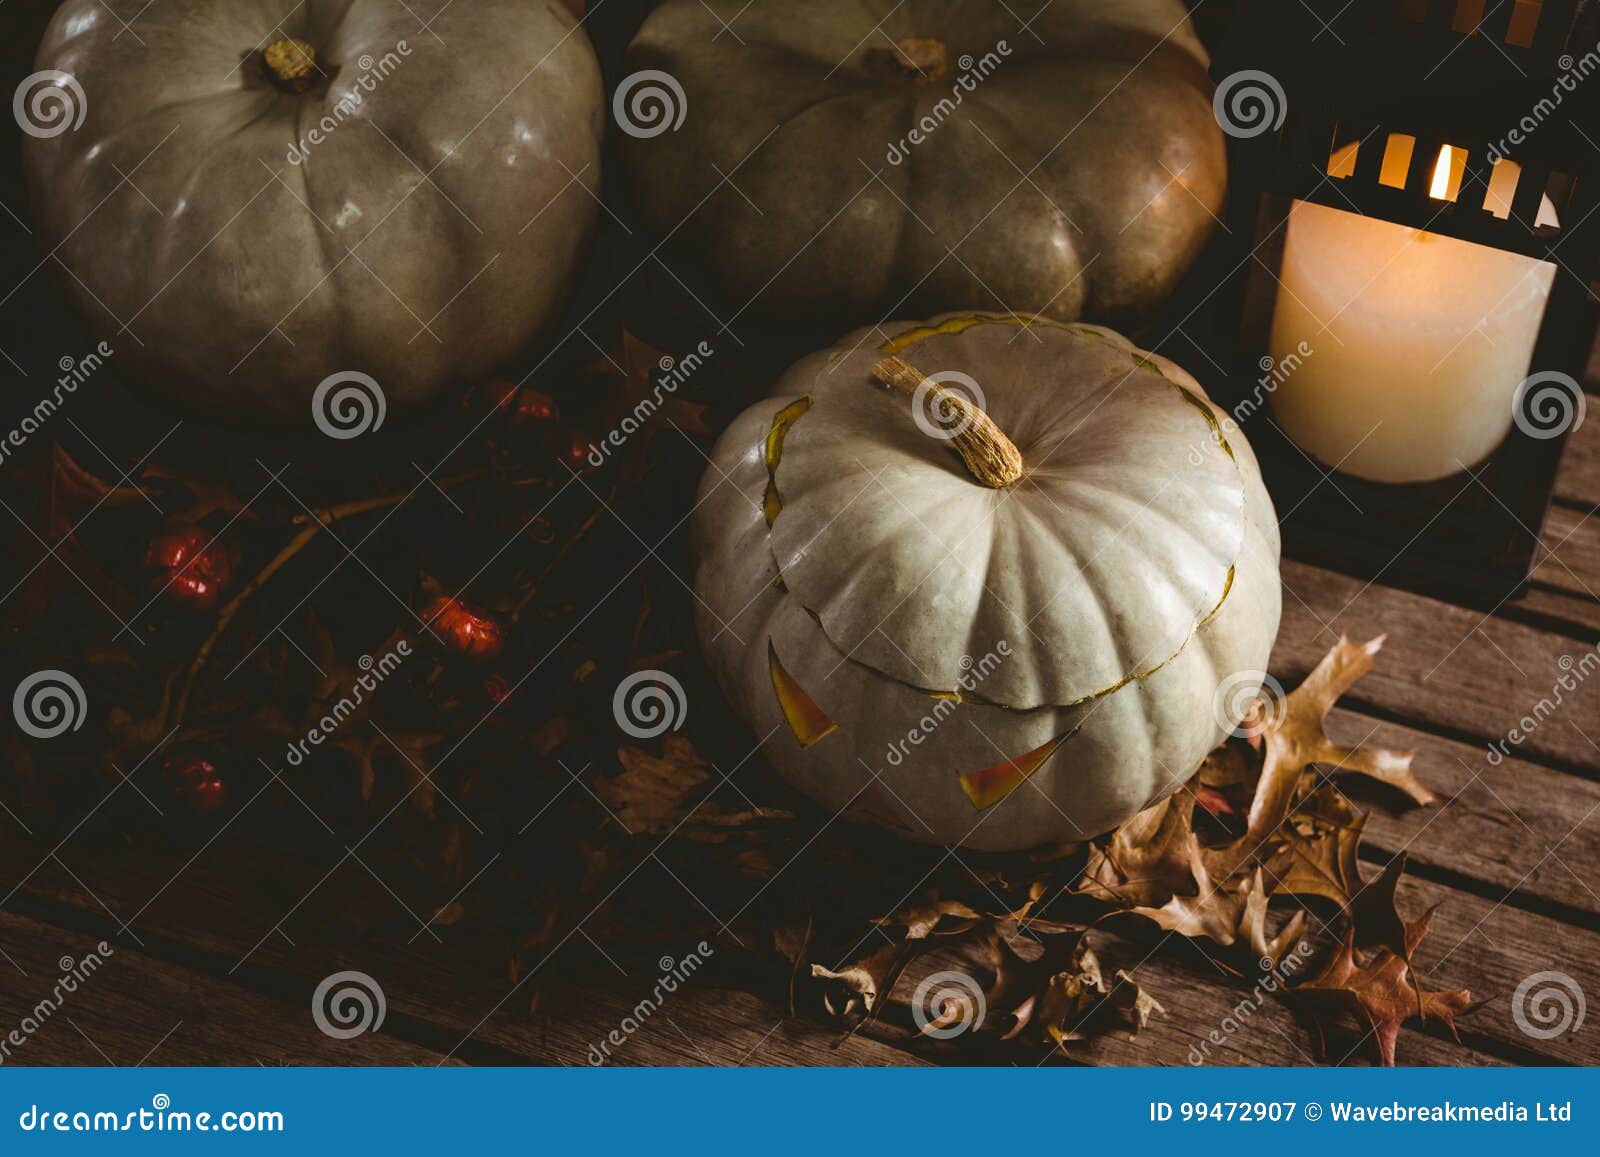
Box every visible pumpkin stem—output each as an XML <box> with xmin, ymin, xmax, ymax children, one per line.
<box><xmin>870</xmin><ymin>37</ymin><xmax>950</xmax><ymax>84</ymax></box>
<box><xmin>262</xmin><ymin>39</ymin><xmax>319</xmax><ymax>93</ymax></box>
<box><xmin>870</xmin><ymin>356</ymin><xmax>1024</xmax><ymax>489</ymax></box>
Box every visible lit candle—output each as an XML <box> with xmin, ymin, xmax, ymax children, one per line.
<box><xmin>1266</xmin><ymin>147</ymin><xmax>1558</xmax><ymax>484</ymax></box>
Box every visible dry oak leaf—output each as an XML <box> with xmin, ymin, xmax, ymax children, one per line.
<box><xmin>877</xmin><ymin>896</ymin><xmax>984</xmax><ymax>941</ymax></box>
<box><xmin>810</xmin><ymin>941</ymin><xmax>907</xmax><ymax>1018</ymax></box>
<box><xmin>1077</xmin><ymin>791</ymin><xmax>1199</xmax><ymax>907</ymax></box>
<box><xmin>603</xmin><ymin>736</ymin><xmax>792</xmax><ymax>838</ymax></box>
<box><xmin>604</xmin><ymin>738</ymin><xmax>710</xmax><ymax>834</ymax></box>
<box><xmin>1128</xmin><ymin>837</ymin><xmax>1307</xmax><ymax>965</ymax></box>
<box><xmin>1293</xmin><ymin>910</ymin><xmax>1470</xmax><ymax>1066</ymax></box>
<box><xmin>1245</xmin><ymin>636</ymin><xmax>1438</xmax><ymax>841</ymax></box>
<box><xmin>1261</xmin><ymin>785</ymin><xmax>1367</xmax><ymax>909</ymax></box>
<box><xmin>988</xmin><ymin>929</ymin><xmax>1164</xmax><ymax>1048</ymax></box>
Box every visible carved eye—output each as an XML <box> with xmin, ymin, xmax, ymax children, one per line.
<box><xmin>769</xmin><ymin>639</ymin><xmax>837</xmax><ymax>748</ymax></box>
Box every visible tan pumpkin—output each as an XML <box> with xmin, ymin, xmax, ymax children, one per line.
<box><xmin>691</xmin><ymin>313</ymin><xmax>1281</xmax><ymax>852</ymax></box>
<box><xmin>621</xmin><ymin>0</ymin><xmax>1225</xmax><ymax>343</ymax></box>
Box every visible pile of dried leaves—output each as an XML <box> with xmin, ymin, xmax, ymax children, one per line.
<box><xmin>563</xmin><ymin>634</ymin><xmax>1471</xmax><ymax>1066</ymax></box>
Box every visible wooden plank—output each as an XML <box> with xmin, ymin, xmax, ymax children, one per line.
<box><xmin>0</xmin><ymin>909</ymin><xmax>456</xmax><ymax>1066</ymax></box>
<box><xmin>867</xmin><ymin>937</ymin><xmax>1495</xmax><ymax>1067</ymax></box>
<box><xmin>1330</xmin><ymin>706</ymin><xmax>1600</xmax><ymax>924</ymax></box>
<box><xmin>0</xmin><ymin>831</ymin><xmax>926</xmax><ymax>1068</ymax></box>
<box><xmin>0</xmin><ymin>807</ymin><xmax>1559</xmax><ymax>1067</ymax></box>
<box><xmin>1389</xmin><ymin>871</ymin><xmax>1600</xmax><ymax>1066</ymax></box>
<box><xmin>1538</xmin><ymin>505</ymin><xmax>1600</xmax><ymax>595</ymax></box>
<box><xmin>1278</xmin><ymin>559</ymin><xmax>1600</xmax><ymax>773</ymax></box>
<box><xmin>1554</xmin><ymin>414</ymin><xmax>1600</xmax><ymax>508</ymax></box>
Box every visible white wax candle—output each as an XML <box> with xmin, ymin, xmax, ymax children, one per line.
<box><xmin>1267</xmin><ymin>199</ymin><xmax>1556</xmax><ymax>484</ymax></box>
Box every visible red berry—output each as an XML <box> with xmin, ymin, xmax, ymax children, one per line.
<box><xmin>473</xmin><ymin>379</ymin><xmax>559</xmax><ymax>431</ymax></box>
<box><xmin>420</xmin><ymin>595</ymin><xmax>505</xmax><ymax>661</ymax></box>
<box><xmin>145</xmin><ymin>524</ymin><xmax>232</xmax><ymax>609</ymax></box>
<box><xmin>160</xmin><ymin>753</ymin><xmax>228</xmax><ymax>817</ymax></box>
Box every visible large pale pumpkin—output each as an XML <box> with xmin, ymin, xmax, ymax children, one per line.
<box><xmin>621</xmin><ymin>0</ymin><xmax>1224</xmax><ymax>342</ymax></box>
<box><xmin>691</xmin><ymin>314</ymin><xmax>1281</xmax><ymax>852</ymax></box>
<box><xmin>23</xmin><ymin>0</ymin><xmax>603</xmax><ymax>426</ymax></box>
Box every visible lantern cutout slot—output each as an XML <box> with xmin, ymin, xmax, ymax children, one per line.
<box><xmin>1506</xmin><ymin>0</ymin><xmax>1544</xmax><ymax>46</ymax></box>
<box><xmin>1453</xmin><ymin>0</ymin><xmax>1487</xmax><ymax>34</ymax></box>
<box><xmin>1484</xmin><ymin>158</ymin><xmax>1564</xmax><ymax>227</ymax></box>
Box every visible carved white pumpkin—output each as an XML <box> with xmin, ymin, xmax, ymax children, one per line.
<box><xmin>691</xmin><ymin>313</ymin><xmax>1281</xmax><ymax>851</ymax></box>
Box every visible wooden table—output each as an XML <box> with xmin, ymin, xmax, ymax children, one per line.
<box><xmin>0</xmin><ymin>387</ymin><xmax>1595</xmax><ymax>1069</ymax></box>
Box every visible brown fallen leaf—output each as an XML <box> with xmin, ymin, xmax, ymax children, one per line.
<box><xmin>1261</xmin><ymin>785</ymin><xmax>1367</xmax><ymax>908</ymax></box>
<box><xmin>1292</xmin><ymin>909</ymin><xmax>1470</xmax><ymax>1066</ymax></box>
<box><xmin>1077</xmin><ymin>791</ymin><xmax>1198</xmax><ymax>907</ymax></box>
<box><xmin>1244</xmin><ymin>637</ymin><xmax>1437</xmax><ymax>845</ymax></box>
<box><xmin>600</xmin><ymin>736</ymin><xmax>793</xmax><ymax>839</ymax></box>
<box><xmin>987</xmin><ymin>928</ymin><xmax>1163</xmax><ymax>1049</ymax></box>
<box><xmin>878</xmin><ymin>895</ymin><xmax>984</xmax><ymax>941</ymax></box>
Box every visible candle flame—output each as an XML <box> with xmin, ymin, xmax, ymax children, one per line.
<box><xmin>1430</xmin><ymin>146</ymin><xmax>1456</xmax><ymax>200</ymax></box>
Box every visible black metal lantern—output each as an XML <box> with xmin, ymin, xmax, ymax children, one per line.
<box><xmin>1208</xmin><ymin>0</ymin><xmax>1600</xmax><ymax>604</ymax></box>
